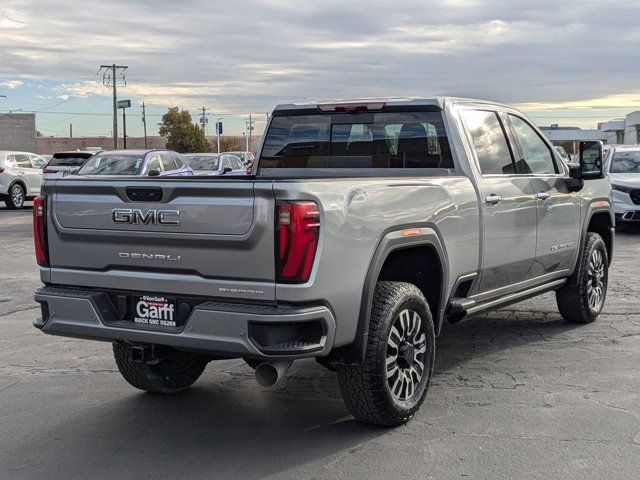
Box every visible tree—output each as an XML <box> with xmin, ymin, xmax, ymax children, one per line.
<box><xmin>158</xmin><ymin>107</ymin><xmax>209</xmax><ymax>153</ymax></box>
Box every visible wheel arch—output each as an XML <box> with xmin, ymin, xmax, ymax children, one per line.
<box><xmin>332</xmin><ymin>226</ymin><xmax>449</xmax><ymax>364</ymax></box>
<box><xmin>567</xmin><ymin>204</ymin><xmax>614</xmax><ymax>288</ymax></box>
<box><xmin>8</xmin><ymin>179</ymin><xmax>27</xmax><ymax>194</ymax></box>
<box><xmin>582</xmin><ymin>204</ymin><xmax>614</xmax><ymax>266</ymax></box>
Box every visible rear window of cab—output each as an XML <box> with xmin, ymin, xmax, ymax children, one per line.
<box><xmin>260</xmin><ymin>111</ymin><xmax>454</xmax><ymax>170</ymax></box>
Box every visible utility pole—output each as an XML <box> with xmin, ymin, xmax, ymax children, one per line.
<box><xmin>245</xmin><ymin>115</ymin><xmax>254</xmax><ymax>152</ymax></box>
<box><xmin>141</xmin><ymin>102</ymin><xmax>148</xmax><ymax>149</ymax></box>
<box><xmin>99</xmin><ymin>64</ymin><xmax>128</xmax><ymax>149</ymax></box>
<box><xmin>199</xmin><ymin>106</ymin><xmax>208</xmax><ymax>137</ymax></box>
<box><xmin>69</xmin><ymin>123</ymin><xmax>73</xmax><ymax>138</ymax></box>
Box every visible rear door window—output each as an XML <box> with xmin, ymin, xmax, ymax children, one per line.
<box><xmin>461</xmin><ymin>110</ymin><xmax>516</xmax><ymax>175</ymax></box>
<box><xmin>15</xmin><ymin>154</ymin><xmax>32</xmax><ymax>168</ymax></box>
<box><xmin>159</xmin><ymin>154</ymin><xmax>176</xmax><ymax>172</ymax></box>
<box><xmin>260</xmin><ymin>111</ymin><xmax>453</xmax><ymax>170</ymax></box>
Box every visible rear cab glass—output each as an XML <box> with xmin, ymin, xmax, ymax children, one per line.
<box><xmin>259</xmin><ymin>109</ymin><xmax>454</xmax><ymax>173</ymax></box>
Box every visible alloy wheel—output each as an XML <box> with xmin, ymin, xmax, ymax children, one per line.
<box><xmin>386</xmin><ymin>308</ymin><xmax>427</xmax><ymax>402</ymax></box>
<box><xmin>587</xmin><ymin>248</ymin><xmax>606</xmax><ymax>311</ymax></box>
<box><xmin>11</xmin><ymin>185</ymin><xmax>24</xmax><ymax>208</ymax></box>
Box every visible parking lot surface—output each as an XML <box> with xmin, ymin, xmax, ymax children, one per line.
<box><xmin>1</xmin><ymin>205</ymin><xmax>639</xmax><ymax>480</ymax></box>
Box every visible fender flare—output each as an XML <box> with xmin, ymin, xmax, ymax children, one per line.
<box><xmin>334</xmin><ymin>225</ymin><xmax>449</xmax><ymax>364</ymax></box>
<box><xmin>567</xmin><ymin>201</ymin><xmax>614</xmax><ymax>287</ymax></box>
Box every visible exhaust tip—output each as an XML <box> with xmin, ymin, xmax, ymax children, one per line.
<box><xmin>255</xmin><ymin>363</ymin><xmax>279</xmax><ymax>387</ymax></box>
<box><xmin>254</xmin><ymin>360</ymin><xmax>293</xmax><ymax>388</ymax></box>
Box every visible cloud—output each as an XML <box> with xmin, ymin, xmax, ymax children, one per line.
<box><xmin>0</xmin><ymin>79</ymin><xmax>24</xmax><ymax>89</ymax></box>
<box><xmin>0</xmin><ymin>0</ymin><xmax>639</xmax><ymax>115</ymax></box>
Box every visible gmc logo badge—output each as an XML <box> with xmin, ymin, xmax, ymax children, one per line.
<box><xmin>112</xmin><ymin>208</ymin><xmax>180</xmax><ymax>226</ymax></box>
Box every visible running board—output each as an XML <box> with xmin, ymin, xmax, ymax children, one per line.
<box><xmin>466</xmin><ymin>279</ymin><xmax>566</xmax><ymax>316</ymax></box>
<box><xmin>448</xmin><ymin>279</ymin><xmax>566</xmax><ymax>323</ymax></box>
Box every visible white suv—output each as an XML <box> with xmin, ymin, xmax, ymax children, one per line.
<box><xmin>0</xmin><ymin>151</ymin><xmax>47</xmax><ymax>209</ymax></box>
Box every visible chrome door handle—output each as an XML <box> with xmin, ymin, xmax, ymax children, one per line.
<box><xmin>485</xmin><ymin>194</ymin><xmax>502</xmax><ymax>205</ymax></box>
<box><xmin>536</xmin><ymin>192</ymin><xmax>551</xmax><ymax>200</ymax></box>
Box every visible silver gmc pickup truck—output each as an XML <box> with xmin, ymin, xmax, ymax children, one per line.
<box><xmin>33</xmin><ymin>97</ymin><xmax>614</xmax><ymax>426</ymax></box>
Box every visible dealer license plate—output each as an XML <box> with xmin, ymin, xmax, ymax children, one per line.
<box><xmin>133</xmin><ymin>295</ymin><xmax>178</xmax><ymax>328</ymax></box>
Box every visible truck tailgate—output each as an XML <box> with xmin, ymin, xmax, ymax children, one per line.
<box><xmin>45</xmin><ymin>179</ymin><xmax>276</xmax><ymax>301</ymax></box>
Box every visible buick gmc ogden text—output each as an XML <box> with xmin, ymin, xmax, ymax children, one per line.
<box><xmin>33</xmin><ymin>98</ymin><xmax>613</xmax><ymax>426</ymax></box>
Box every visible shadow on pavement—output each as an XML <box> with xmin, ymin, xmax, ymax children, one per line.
<box><xmin>3</xmin><ymin>311</ymin><xmax>588</xmax><ymax>479</ymax></box>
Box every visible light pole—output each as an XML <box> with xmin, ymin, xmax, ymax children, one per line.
<box><xmin>117</xmin><ymin>100</ymin><xmax>131</xmax><ymax>149</ymax></box>
<box><xmin>215</xmin><ymin>117</ymin><xmax>223</xmax><ymax>152</ymax></box>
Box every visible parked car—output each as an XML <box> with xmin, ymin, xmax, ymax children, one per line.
<box><xmin>223</xmin><ymin>151</ymin><xmax>255</xmax><ymax>165</ymax></box>
<box><xmin>183</xmin><ymin>153</ymin><xmax>246</xmax><ymax>175</ymax></box>
<box><xmin>0</xmin><ymin>150</ymin><xmax>47</xmax><ymax>209</ymax></box>
<box><xmin>34</xmin><ymin>97</ymin><xmax>613</xmax><ymax>426</ymax></box>
<box><xmin>43</xmin><ymin>151</ymin><xmax>96</xmax><ymax>176</ymax></box>
<box><xmin>605</xmin><ymin>145</ymin><xmax>640</xmax><ymax>222</ymax></box>
<box><xmin>76</xmin><ymin>150</ymin><xmax>193</xmax><ymax>177</ymax></box>
<box><xmin>554</xmin><ymin>145</ymin><xmax>571</xmax><ymax>163</ymax></box>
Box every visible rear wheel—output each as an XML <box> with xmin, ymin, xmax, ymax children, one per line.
<box><xmin>113</xmin><ymin>343</ymin><xmax>208</xmax><ymax>394</ymax></box>
<box><xmin>556</xmin><ymin>232</ymin><xmax>609</xmax><ymax>323</ymax></box>
<box><xmin>336</xmin><ymin>281</ymin><xmax>436</xmax><ymax>426</ymax></box>
<box><xmin>5</xmin><ymin>184</ymin><xmax>25</xmax><ymax>209</ymax></box>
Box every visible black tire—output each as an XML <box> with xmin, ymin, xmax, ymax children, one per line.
<box><xmin>336</xmin><ymin>281</ymin><xmax>436</xmax><ymax>426</ymax></box>
<box><xmin>5</xmin><ymin>183</ymin><xmax>25</xmax><ymax>209</ymax></box>
<box><xmin>113</xmin><ymin>343</ymin><xmax>208</xmax><ymax>394</ymax></box>
<box><xmin>556</xmin><ymin>232</ymin><xmax>609</xmax><ymax>324</ymax></box>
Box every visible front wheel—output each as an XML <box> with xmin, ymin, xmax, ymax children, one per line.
<box><xmin>336</xmin><ymin>281</ymin><xmax>436</xmax><ymax>426</ymax></box>
<box><xmin>113</xmin><ymin>343</ymin><xmax>208</xmax><ymax>394</ymax></box>
<box><xmin>556</xmin><ymin>232</ymin><xmax>609</xmax><ymax>323</ymax></box>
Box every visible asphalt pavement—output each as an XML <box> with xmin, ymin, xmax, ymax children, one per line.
<box><xmin>1</xmin><ymin>204</ymin><xmax>639</xmax><ymax>480</ymax></box>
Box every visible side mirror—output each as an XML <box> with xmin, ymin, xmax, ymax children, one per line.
<box><xmin>579</xmin><ymin>141</ymin><xmax>604</xmax><ymax>180</ymax></box>
<box><xmin>221</xmin><ymin>166</ymin><xmax>232</xmax><ymax>174</ymax></box>
<box><xmin>147</xmin><ymin>169</ymin><xmax>161</xmax><ymax>177</ymax></box>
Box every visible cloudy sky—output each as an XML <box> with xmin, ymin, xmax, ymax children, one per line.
<box><xmin>1</xmin><ymin>0</ymin><xmax>639</xmax><ymax>137</ymax></box>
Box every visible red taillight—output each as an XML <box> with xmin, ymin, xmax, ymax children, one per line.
<box><xmin>317</xmin><ymin>102</ymin><xmax>385</xmax><ymax>113</ymax></box>
<box><xmin>43</xmin><ymin>168</ymin><xmax>54</xmax><ymax>173</ymax></box>
<box><xmin>33</xmin><ymin>195</ymin><xmax>49</xmax><ymax>267</ymax></box>
<box><xmin>0</xmin><ymin>167</ymin><xmax>4</xmax><ymax>173</ymax></box>
<box><xmin>275</xmin><ymin>201</ymin><xmax>320</xmax><ymax>283</ymax></box>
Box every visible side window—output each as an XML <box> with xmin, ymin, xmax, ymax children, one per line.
<box><xmin>5</xmin><ymin>155</ymin><xmax>17</xmax><ymax>166</ymax></box>
<box><xmin>508</xmin><ymin>115</ymin><xmax>558</xmax><ymax>175</ymax></box>
<box><xmin>462</xmin><ymin>110</ymin><xmax>515</xmax><ymax>175</ymax></box>
<box><xmin>15</xmin><ymin>154</ymin><xmax>32</xmax><ymax>168</ymax></box>
<box><xmin>145</xmin><ymin>155</ymin><xmax>161</xmax><ymax>174</ymax></box>
<box><xmin>30</xmin><ymin>155</ymin><xmax>46</xmax><ymax>169</ymax></box>
<box><xmin>231</xmin><ymin>156</ymin><xmax>243</xmax><ymax>169</ymax></box>
<box><xmin>171</xmin><ymin>154</ymin><xmax>183</xmax><ymax>169</ymax></box>
<box><xmin>159</xmin><ymin>154</ymin><xmax>175</xmax><ymax>171</ymax></box>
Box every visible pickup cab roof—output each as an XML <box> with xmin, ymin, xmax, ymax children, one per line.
<box><xmin>272</xmin><ymin>97</ymin><xmax>511</xmax><ymax>114</ymax></box>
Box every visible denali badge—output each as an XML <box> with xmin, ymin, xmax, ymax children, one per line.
<box><xmin>112</xmin><ymin>208</ymin><xmax>180</xmax><ymax>226</ymax></box>
<box><xmin>119</xmin><ymin>252</ymin><xmax>182</xmax><ymax>261</ymax></box>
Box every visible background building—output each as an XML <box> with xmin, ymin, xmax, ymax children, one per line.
<box><xmin>0</xmin><ymin>113</ymin><xmax>36</xmax><ymax>151</ymax></box>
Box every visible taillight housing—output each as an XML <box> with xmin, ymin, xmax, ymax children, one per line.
<box><xmin>275</xmin><ymin>201</ymin><xmax>320</xmax><ymax>283</ymax></box>
<box><xmin>33</xmin><ymin>195</ymin><xmax>49</xmax><ymax>267</ymax></box>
